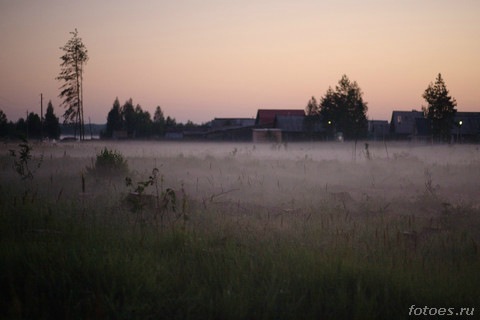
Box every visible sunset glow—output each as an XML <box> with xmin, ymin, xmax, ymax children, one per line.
<box><xmin>1</xmin><ymin>0</ymin><xmax>479</xmax><ymax>124</ymax></box>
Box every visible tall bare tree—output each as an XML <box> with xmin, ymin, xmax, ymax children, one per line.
<box><xmin>57</xmin><ymin>29</ymin><xmax>88</xmax><ymax>140</ymax></box>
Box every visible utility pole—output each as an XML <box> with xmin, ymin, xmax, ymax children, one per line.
<box><xmin>26</xmin><ymin>110</ymin><xmax>29</xmax><ymax>140</ymax></box>
<box><xmin>40</xmin><ymin>93</ymin><xmax>43</xmax><ymax>140</ymax></box>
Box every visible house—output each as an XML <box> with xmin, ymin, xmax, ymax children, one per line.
<box><xmin>274</xmin><ymin>115</ymin><xmax>325</xmax><ymax>141</ymax></box>
<box><xmin>413</xmin><ymin>118</ymin><xmax>432</xmax><ymax>141</ymax></box>
<box><xmin>367</xmin><ymin>120</ymin><xmax>389</xmax><ymax>140</ymax></box>
<box><xmin>205</xmin><ymin>117</ymin><xmax>255</xmax><ymax>141</ymax></box>
<box><xmin>390</xmin><ymin>110</ymin><xmax>480</xmax><ymax>142</ymax></box>
<box><xmin>211</xmin><ymin>118</ymin><xmax>255</xmax><ymax>129</ymax></box>
<box><xmin>252</xmin><ymin>128</ymin><xmax>282</xmax><ymax>143</ymax></box>
<box><xmin>255</xmin><ymin>109</ymin><xmax>305</xmax><ymax>128</ymax></box>
<box><xmin>164</xmin><ymin>129</ymin><xmax>183</xmax><ymax>140</ymax></box>
<box><xmin>390</xmin><ymin>110</ymin><xmax>425</xmax><ymax>139</ymax></box>
<box><xmin>454</xmin><ymin>112</ymin><xmax>480</xmax><ymax>142</ymax></box>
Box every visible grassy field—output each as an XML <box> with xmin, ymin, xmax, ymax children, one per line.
<box><xmin>1</xmin><ymin>140</ymin><xmax>479</xmax><ymax>319</ymax></box>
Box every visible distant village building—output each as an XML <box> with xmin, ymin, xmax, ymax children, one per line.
<box><xmin>390</xmin><ymin>110</ymin><xmax>424</xmax><ymax>140</ymax></box>
<box><xmin>252</xmin><ymin>109</ymin><xmax>328</xmax><ymax>142</ymax></box>
<box><xmin>389</xmin><ymin>110</ymin><xmax>480</xmax><ymax>142</ymax></box>
<box><xmin>367</xmin><ymin>120</ymin><xmax>389</xmax><ymax>140</ymax></box>
<box><xmin>274</xmin><ymin>115</ymin><xmax>325</xmax><ymax>141</ymax></box>
<box><xmin>164</xmin><ymin>129</ymin><xmax>183</xmax><ymax>140</ymax></box>
<box><xmin>255</xmin><ymin>109</ymin><xmax>305</xmax><ymax>128</ymax></box>
<box><xmin>211</xmin><ymin>118</ymin><xmax>255</xmax><ymax>129</ymax></box>
<box><xmin>157</xmin><ymin>108</ymin><xmax>479</xmax><ymax>143</ymax></box>
<box><xmin>274</xmin><ymin>115</ymin><xmax>305</xmax><ymax>141</ymax></box>
<box><xmin>454</xmin><ymin>112</ymin><xmax>480</xmax><ymax>142</ymax></box>
<box><xmin>205</xmin><ymin>117</ymin><xmax>255</xmax><ymax>141</ymax></box>
<box><xmin>252</xmin><ymin>128</ymin><xmax>282</xmax><ymax>143</ymax></box>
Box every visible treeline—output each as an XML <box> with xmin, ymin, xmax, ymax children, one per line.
<box><xmin>104</xmin><ymin>97</ymin><xmax>199</xmax><ymax>139</ymax></box>
<box><xmin>0</xmin><ymin>97</ymin><xmax>202</xmax><ymax>141</ymax></box>
<box><xmin>0</xmin><ymin>101</ymin><xmax>61</xmax><ymax>140</ymax></box>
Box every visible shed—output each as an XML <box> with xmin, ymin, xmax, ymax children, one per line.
<box><xmin>252</xmin><ymin>129</ymin><xmax>282</xmax><ymax>143</ymax></box>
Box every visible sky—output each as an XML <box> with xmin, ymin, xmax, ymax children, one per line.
<box><xmin>1</xmin><ymin>0</ymin><xmax>479</xmax><ymax>124</ymax></box>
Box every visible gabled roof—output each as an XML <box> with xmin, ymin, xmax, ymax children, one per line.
<box><xmin>390</xmin><ymin>110</ymin><xmax>424</xmax><ymax>135</ymax></box>
<box><xmin>255</xmin><ymin>109</ymin><xmax>305</xmax><ymax>126</ymax></box>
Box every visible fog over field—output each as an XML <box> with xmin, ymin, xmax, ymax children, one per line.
<box><xmin>2</xmin><ymin>140</ymin><xmax>479</xmax><ymax>318</ymax></box>
<box><xmin>5</xmin><ymin>140</ymin><xmax>476</xmax><ymax>242</ymax></box>
<box><xmin>31</xmin><ymin>140</ymin><xmax>480</xmax><ymax>204</ymax></box>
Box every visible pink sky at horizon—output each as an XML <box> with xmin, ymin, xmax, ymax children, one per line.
<box><xmin>1</xmin><ymin>0</ymin><xmax>479</xmax><ymax>124</ymax></box>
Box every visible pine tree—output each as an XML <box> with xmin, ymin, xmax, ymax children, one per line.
<box><xmin>422</xmin><ymin>73</ymin><xmax>457</xmax><ymax>142</ymax></box>
<box><xmin>153</xmin><ymin>106</ymin><xmax>166</xmax><ymax>137</ymax></box>
<box><xmin>44</xmin><ymin>100</ymin><xmax>61</xmax><ymax>139</ymax></box>
<box><xmin>56</xmin><ymin>29</ymin><xmax>88</xmax><ymax>140</ymax></box>
<box><xmin>0</xmin><ymin>109</ymin><xmax>7</xmax><ymax>137</ymax></box>
<box><xmin>319</xmin><ymin>75</ymin><xmax>368</xmax><ymax>140</ymax></box>
<box><xmin>121</xmin><ymin>98</ymin><xmax>136</xmax><ymax>136</ymax></box>
<box><xmin>27</xmin><ymin>112</ymin><xmax>42</xmax><ymax>139</ymax></box>
<box><xmin>305</xmin><ymin>96</ymin><xmax>319</xmax><ymax>116</ymax></box>
<box><xmin>134</xmin><ymin>104</ymin><xmax>152</xmax><ymax>138</ymax></box>
<box><xmin>106</xmin><ymin>97</ymin><xmax>122</xmax><ymax>137</ymax></box>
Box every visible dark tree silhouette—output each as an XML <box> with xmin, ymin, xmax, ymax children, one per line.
<box><xmin>305</xmin><ymin>96</ymin><xmax>319</xmax><ymax>116</ymax></box>
<box><xmin>319</xmin><ymin>75</ymin><xmax>368</xmax><ymax>140</ymax></box>
<box><xmin>44</xmin><ymin>101</ymin><xmax>61</xmax><ymax>139</ymax></box>
<box><xmin>0</xmin><ymin>109</ymin><xmax>7</xmax><ymax>137</ymax></box>
<box><xmin>26</xmin><ymin>112</ymin><xmax>42</xmax><ymax>139</ymax></box>
<box><xmin>165</xmin><ymin>116</ymin><xmax>176</xmax><ymax>128</ymax></box>
<box><xmin>422</xmin><ymin>73</ymin><xmax>457</xmax><ymax>142</ymax></box>
<box><xmin>106</xmin><ymin>98</ymin><xmax>154</xmax><ymax>138</ymax></box>
<box><xmin>121</xmin><ymin>98</ymin><xmax>136</xmax><ymax>136</ymax></box>
<box><xmin>153</xmin><ymin>106</ymin><xmax>166</xmax><ymax>137</ymax></box>
<box><xmin>134</xmin><ymin>104</ymin><xmax>152</xmax><ymax>138</ymax></box>
<box><xmin>106</xmin><ymin>97</ymin><xmax>122</xmax><ymax>137</ymax></box>
<box><xmin>56</xmin><ymin>29</ymin><xmax>88</xmax><ymax>140</ymax></box>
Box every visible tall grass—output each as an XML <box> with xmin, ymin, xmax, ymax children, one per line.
<box><xmin>1</xmin><ymin>141</ymin><xmax>479</xmax><ymax>319</ymax></box>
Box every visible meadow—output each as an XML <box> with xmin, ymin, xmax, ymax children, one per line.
<box><xmin>1</xmin><ymin>140</ymin><xmax>479</xmax><ymax>319</ymax></box>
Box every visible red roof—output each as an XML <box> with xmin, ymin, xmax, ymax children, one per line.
<box><xmin>255</xmin><ymin>109</ymin><xmax>305</xmax><ymax>126</ymax></box>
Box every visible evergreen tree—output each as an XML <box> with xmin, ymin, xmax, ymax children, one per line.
<box><xmin>44</xmin><ymin>100</ymin><xmax>61</xmax><ymax>139</ymax></box>
<box><xmin>0</xmin><ymin>109</ymin><xmax>7</xmax><ymax>137</ymax></box>
<box><xmin>422</xmin><ymin>73</ymin><xmax>457</xmax><ymax>142</ymax></box>
<box><xmin>27</xmin><ymin>112</ymin><xmax>42</xmax><ymax>139</ymax></box>
<box><xmin>305</xmin><ymin>96</ymin><xmax>319</xmax><ymax>116</ymax></box>
<box><xmin>56</xmin><ymin>29</ymin><xmax>88</xmax><ymax>140</ymax></box>
<box><xmin>153</xmin><ymin>106</ymin><xmax>166</xmax><ymax>137</ymax></box>
<box><xmin>134</xmin><ymin>104</ymin><xmax>152</xmax><ymax>138</ymax></box>
<box><xmin>106</xmin><ymin>97</ymin><xmax>122</xmax><ymax>137</ymax></box>
<box><xmin>319</xmin><ymin>75</ymin><xmax>368</xmax><ymax>140</ymax></box>
<box><xmin>165</xmin><ymin>116</ymin><xmax>176</xmax><ymax>128</ymax></box>
<box><xmin>121</xmin><ymin>98</ymin><xmax>136</xmax><ymax>136</ymax></box>
<box><xmin>15</xmin><ymin>118</ymin><xmax>27</xmax><ymax>137</ymax></box>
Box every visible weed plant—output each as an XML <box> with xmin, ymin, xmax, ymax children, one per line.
<box><xmin>1</xmin><ymin>141</ymin><xmax>479</xmax><ymax>319</ymax></box>
<box><xmin>87</xmin><ymin>147</ymin><xmax>129</xmax><ymax>178</ymax></box>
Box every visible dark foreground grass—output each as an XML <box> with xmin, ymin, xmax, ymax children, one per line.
<box><xmin>1</xmin><ymin>193</ymin><xmax>479</xmax><ymax>320</ymax></box>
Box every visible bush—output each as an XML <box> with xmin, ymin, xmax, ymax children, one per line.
<box><xmin>87</xmin><ymin>147</ymin><xmax>128</xmax><ymax>177</ymax></box>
